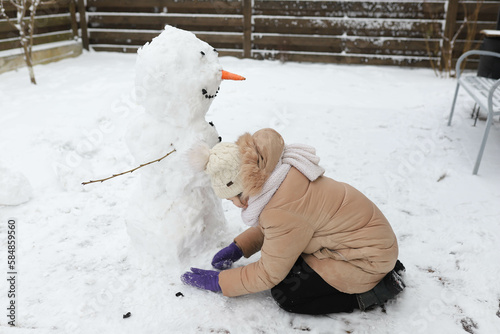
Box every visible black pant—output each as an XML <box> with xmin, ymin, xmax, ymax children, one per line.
<box><xmin>271</xmin><ymin>256</ymin><xmax>359</xmax><ymax>315</ymax></box>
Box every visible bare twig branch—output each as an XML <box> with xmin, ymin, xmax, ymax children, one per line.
<box><xmin>27</xmin><ymin>0</ymin><xmax>38</xmax><ymax>60</ymax></box>
<box><xmin>0</xmin><ymin>1</ymin><xmax>19</xmax><ymax>30</ymax></box>
<box><xmin>8</xmin><ymin>0</ymin><xmax>23</xmax><ymax>10</ymax></box>
<box><xmin>82</xmin><ymin>148</ymin><xmax>177</xmax><ymax>186</ymax></box>
<box><xmin>424</xmin><ymin>37</ymin><xmax>439</xmax><ymax>77</ymax></box>
<box><xmin>443</xmin><ymin>21</ymin><xmax>466</xmax><ymax>75</ymax></box>
<box><xmin>424</xmin><ymin>0</ymin><xmax>482</xmax><ymax>77</ymax></box>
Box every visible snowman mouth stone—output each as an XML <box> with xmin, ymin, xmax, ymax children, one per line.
<box><xmin>202</xmin><ymin>87</ymin><xmax>220</xmax><ymax>99</ymax></box>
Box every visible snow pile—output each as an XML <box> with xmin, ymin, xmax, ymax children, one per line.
<box><xmin>0</xmin><ymin>166</ymin><xmax>33</xmax><ymax>206</ymax></box>
<box><xmin>124</xmin><ymin>26</ymin><xmax>229</xmax><ymax>265</ymax></box>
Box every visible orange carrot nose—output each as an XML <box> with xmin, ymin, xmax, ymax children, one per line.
<box><xmin>221</xmin><ymin>70</ymin><xmax>246</xmax><ymax>81</ymax></box>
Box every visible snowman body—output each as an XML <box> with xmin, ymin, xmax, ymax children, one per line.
<box><xmin>125</xmin><ymin>26</ymin><xmax>227</xmax><ymax>264</ymax></box>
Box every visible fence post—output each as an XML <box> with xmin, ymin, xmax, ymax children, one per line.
<box><xmin>442</xmin><ymin>0</ymin><xmax>459</xmax><ymax>71</ymax></box>
<box><xmin>77</xmin><ymin>0</ymin><xmax>89</xmax><ymax>50</ymax></box>
<box><xmin>69</xmin><ymin>0</ymin><xmax>79</xmax><ymax>39</ymax></box>
<box><xmin>243</xmin><ymin>0</ymin><xmax>252</xmax><ymax>58</ymax></box>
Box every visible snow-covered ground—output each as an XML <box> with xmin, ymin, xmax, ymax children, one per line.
<box><xmin>1</xmin><ymin>51</ymin><xmax>499</xmax><ymax>334</ymax></box>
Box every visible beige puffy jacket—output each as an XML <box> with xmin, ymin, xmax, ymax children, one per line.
<box><xmin>218</xmin><ymin>129</ymin><xmax>398</xmax><ymax>297</ymax></box>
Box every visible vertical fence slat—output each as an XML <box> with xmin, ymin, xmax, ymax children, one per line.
<box><xmin>69</xmin><ymin>0</ymin><xmax>78</xmax><ymax>39</ymax></box>
<box><xmin>444</xmin><ymin>0</ymin><xmax>459</xmax><ymax>40</ymax></box>
<box><xmin>77</xmin><ymin>0</ymin><xmax>89</xmax><ymax>50</ymax></box>
<box><xmin>243</xmin><ymin>0</ymin><xmax>252</xmax><ymax>58</ymax></box>
<box><xmin>442</xmin><ymin>0</ymin><xmax>459</xmax><ymax>70</ymax></box>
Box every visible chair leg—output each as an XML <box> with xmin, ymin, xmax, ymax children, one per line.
<box><xmin>473</xmin><ymin>105</ymin><xmax>480</xmax><ymax>127</ymax></box>
<box><xmin>470</xmin><ymin>103</ymin><xmax>477</xmax><ymax>118</ymax></box>
<box><xmin>448</xmin><ymin>82</ymin><xmax>461</xmax><ymax>126</ymax></box>
<box><xmin>473</xmin><ymin>115</ymin><xmax>493</xmax><ymax>175</ymax></box>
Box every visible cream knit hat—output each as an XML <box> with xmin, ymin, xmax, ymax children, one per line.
<box><xmin>204</xmin><ymin>142</ymin><xmax>243</xmax><ymax>199</ymax></box>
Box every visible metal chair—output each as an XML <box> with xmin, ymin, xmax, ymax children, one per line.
<box><xmin>448</xmin><ymin>49</ymin><xmax>500</xmax><ymax>174</ymax></box>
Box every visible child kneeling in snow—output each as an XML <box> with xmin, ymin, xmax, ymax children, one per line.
<box><xmin>182</xmin><ymin>128</ymin><xmax>405</xmax><ymax>314</ymax></box>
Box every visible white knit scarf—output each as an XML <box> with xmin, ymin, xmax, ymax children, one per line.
<box><xmin>241</xmin><ymin>144</ymin><xmax>325</xmax><ymax>227</ymax></box>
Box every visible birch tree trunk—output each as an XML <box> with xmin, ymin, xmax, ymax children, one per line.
<box><xmin>0</xmin><ymin>0</ymin><xmax>42</xmax><ymax>85</ymax></box>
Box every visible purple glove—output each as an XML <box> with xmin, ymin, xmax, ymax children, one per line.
<box><xmin>211</xmin><ymin>242</ymin><xmax>243</xmax><ymax>270</ymax></box>
<box><xmin>181</xmin><ymin>268</ymin><xmax>221</xmax><ymax>292</ymax></box>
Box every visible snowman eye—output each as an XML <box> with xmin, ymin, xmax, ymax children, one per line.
<box><xmin>213</xmin><ymin>48</ymin><xmax>218</xmax><ymax>53</ymax></box>
<box><xmin>200</xmin><ymin>51</ymin><xmax>205</xmax><ymax>56</ymax></box>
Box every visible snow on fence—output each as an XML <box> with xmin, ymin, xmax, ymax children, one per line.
<box><xmin>1</xmin><ymin>0</ymin><xmax>500</xmax><ymax>69</ymax></box>
<box><xmin>77</xmin><ymin>0</ymin><xmax>500</xmax><ymax>67</ymax></box>
<box><xmin>0</xmin><ymin>0</ymin><xmax>82</xmax><ymax>73</ymax></box>
<box><xmin>85</xmin><ymin>0</ymin><xmax>246</xmax><ymax>58</ymax></box>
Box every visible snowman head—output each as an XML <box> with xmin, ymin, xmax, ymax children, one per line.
<box><xmin>135</xmin><ymin>26</ymin><xmax>244</xmax><ymax>123</ymax></box>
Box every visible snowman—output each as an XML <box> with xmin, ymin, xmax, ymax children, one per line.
<box><xmin>125</xmin><ymin>25</ymin><xmax>245</xmax><ymax>265</ymax></box>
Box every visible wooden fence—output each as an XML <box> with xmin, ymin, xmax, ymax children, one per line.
<box><xmin>0</xmin><ymin>0</ymin><xmax>82</xmax><ymax>73</ymax></box>
<box><xmin>82</xmin><ymin>0</ymin><xmax>500</xmax><ymax>67</ymax></box>
<box><xmin>1</xmin><ymin>0</ymin><xmax>500</xmax><ymax>70</ymax></box>
<box><xmin>85</xmin><ymin>0</ymin><xmax>246</xmax><ymax>58</ymax></box>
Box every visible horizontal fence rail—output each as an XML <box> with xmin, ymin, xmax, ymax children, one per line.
<box><xmin>85</xmin><ymin>0</ymin><xmax>246</xmax><ymax>58</ymax></box>
<box><xmin>0</xmin><ymin>0</ymin><xmax>78</xmax><ymax>50</ymax></box>
<box><xmin>82</xmin><ymin>0</ymin><xmax>500</xmax><ymax>67</ymax></box>
<box><xmin>1</xmin><ymin>0</ymin><xmax>500</xmax><ymax>69</ymax></box>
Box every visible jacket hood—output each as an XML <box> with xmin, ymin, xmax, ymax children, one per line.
<box><xmin>236</xmin><ymin>128</ymin><xmax>285</xmax><ymax>197</ymax></box>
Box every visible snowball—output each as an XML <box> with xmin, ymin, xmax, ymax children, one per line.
<box><xmin>0</xmin><ymin>167</ymin><xmax>33</xmax><ymax>206</ymax></box>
